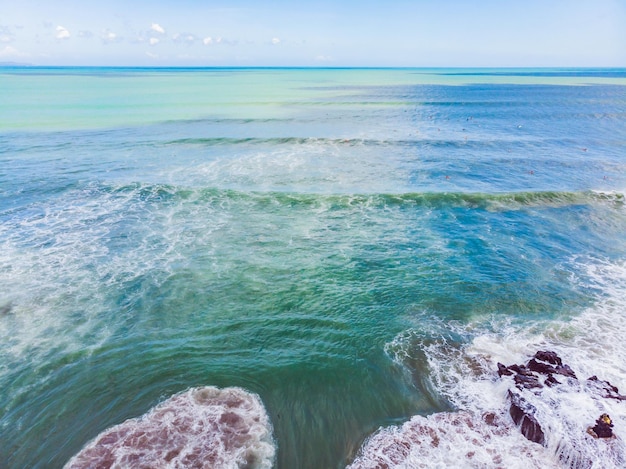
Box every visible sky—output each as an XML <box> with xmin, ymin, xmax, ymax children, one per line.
<box><xmin>1</xmin><ymin>0</ymin><xmax>625</xmax><ymax>67</ymax></box>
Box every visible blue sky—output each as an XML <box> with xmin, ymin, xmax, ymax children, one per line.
<box><xmin>1</xmin><ymin>0</ymin><xmax>625</xmax><ymax>66</ymax></box>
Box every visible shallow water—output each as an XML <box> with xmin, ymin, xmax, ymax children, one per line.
<box><xmin>1</xmin><ymin>67</ymin><xmax>626</xmax><ymax>468</ymax></box>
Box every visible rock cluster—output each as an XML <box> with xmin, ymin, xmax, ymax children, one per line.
<box><xmin>497</xmin><ymin>351</ymin><xmax>623</xmax><ymax>444</ymax></box>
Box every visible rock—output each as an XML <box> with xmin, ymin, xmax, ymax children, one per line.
<box><xmin>508</xmin><ymin>391</ymin><xmax>545</xmax><ymax>445</ymax></box>
<box><xmin>554</xmin><ymin>364</ymin><xmax>577</xmax><ymax>379</ymax></box>
<box><xmin>545</xmin><ymin>374</ymin><xmax>560</xmax><ymax>387</ymax></box>
<box><xmin>587</xmin><ymin>376</ymin><xmax>626</xmax><ymax>401</ymax></box>
<box><xmin>533</xmin><ymin>351</ymin><xmax>562</xmax><ymax>366</ymax></box>
<box><xmin>508</xmin><ymin>364</ymin><xmax>531</xmax><ymax>375</ymax></box>
<box><xmin>527</xmin><ymin>358</ymin><xmax>557</xmax><ymax>375</ymax></box>
<box><xmin>497</xmin><ymin>363</ymin><xmax>513</xmax><ymax>377</ymax></box>
<box><xmin>483</xmin><ymin>412</ymin><xmax>498</xmax><ymax>426</ymax></box>
<box><xmin>527</xmin><ymin>358</ymin><xmax>576</xmax><ymax>380</ymax></box>
<box><xmin>587</xmin><ymin>414</ymin><xmax>615</xmax><ymax>439</ymax></box>
<box><xmin>514</xmin><ymin>373</ymin><xmax>543</xmax><ymax>390</ymax></box>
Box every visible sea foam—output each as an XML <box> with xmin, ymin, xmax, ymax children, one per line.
<box><xmin>64</xmin><ymin>386</ymin><xmax>275</xmax><ymax>469</ymax></box>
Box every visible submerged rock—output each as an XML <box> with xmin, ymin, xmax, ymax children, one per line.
<box><xmin>0</xmin><ymin>302</ymin><xmax>12</xmax><ymax>316</ymax></box>
<box><xmin>64</xmin><ymin>386</ymin><xmax>275</xmax><ymax>469</ymax></box>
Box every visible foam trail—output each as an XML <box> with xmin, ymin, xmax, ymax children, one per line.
<box><xmin>65</xmin><ymin>387</ymin><xmax>275</xmax><ymax>469</ymax></box>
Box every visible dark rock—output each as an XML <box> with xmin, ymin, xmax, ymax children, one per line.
<box><xmin>508</xmin><ymin>391</ymin><xmax>545</xmax><ymax>445</ymax></box>
<box><xmin>554</xmin><ymin>364</ymin><xmax>577</xmax><ymax>379</ymax></box>
<box><xmin>533</xmin><ymin>351</ymin><xmax>562</xmax><ymax>366</ymax></box>
<box><xmin>514</xmin><ymin>373</ymin><xmax>543</xmax><ymax>390</ymax></box>
<box><xmin>527</xmin><ymin>358</ymin><xmax>557</xmax><ymax>375</ymax></box>
<box><xmin>587</xmin><ymin>414</ymin><xmax>614</xmax><ymax>439</ymax></box>
<box><xmin>587</xmin><ymin>376</ymin><xmax>626</xmax><ymax>401</ymax></box>
<box><xmin>483</xmin><ymin>412</ymin><xmax>497</xmax><ymax>426</ymax></box>
<box><xmin>545</xmin><ymin>374</ymin><xmax>560</xmax><ymax>387</ymax></box>
<box><xmin>497</xmin><ymin>363</ymin><xmax>513</xmax><ymax>376</ymax></box>
<box><xmin>508</xmin><ymin>364</ymin><xmax>532</xmax><ymax>375</ymax></box>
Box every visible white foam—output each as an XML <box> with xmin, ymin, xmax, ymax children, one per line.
<box><xmin>348</xmin><ymin>411</ymin><xmax>556</xmax><ymax>469</ymax></box>
<box><xmin>65</xmin><ymin>386</ymin><xmax>275</xmax><ymax>469</ymax></box>
<box><xmin>0</xmin><ymin>182</ymin><xmax>231</xmax><ymax>376</ymax></box>
<box><xmin>370</xmin><ymin>257</ymin><xmax>626</xmax><ymax>468</ymax></box>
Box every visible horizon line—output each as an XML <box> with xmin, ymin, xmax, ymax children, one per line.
<box><xmin>2</xmin><ymin>64</ymin><xmax>626</xmax><ymax>70</ymax></box>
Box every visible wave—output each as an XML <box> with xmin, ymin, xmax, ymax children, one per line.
<box><xmin>98</xmin><ymin>182</ymin><xmax>625</xmax><ymax>210</ymax></box>
<box><xmin>162</xmin><ymin>135</ymin><xmax>578</xmax><ymax>149</ymax></box>
<box><xmin>64</xmin><ymin>386</ymin><xmax>275</xmax><ymax>469</ymax></box>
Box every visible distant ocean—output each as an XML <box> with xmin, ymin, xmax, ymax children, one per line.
<box><xmin>1</xmin><ymin>67</ymin><xmax>625</xmax><ymax>468</ymax></box>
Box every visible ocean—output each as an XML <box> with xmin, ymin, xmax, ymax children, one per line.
<box><xmin>1</xmin><ymin>67</ymin><xmax>625</xmax><ymax>468</ymax></box>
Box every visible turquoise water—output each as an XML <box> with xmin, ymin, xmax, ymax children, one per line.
<box><xmin>1</xmin><ymin>68</ymin><xmax>626</xmax><ymax>468</ymax></box>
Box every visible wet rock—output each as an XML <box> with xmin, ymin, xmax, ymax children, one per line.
<box><xmin>587</xmin><ymin>414</ymin><xmax>615</xmax><ymax>439</ymax></box>
<box><xmin>482</xmin><ymin>412</ymin><xmax>497</xmax><ymax>426</ymax></box>
<box><xmin>514</xmin><ymin>373</ymin><xmax>542</xmax><ymax>390</ymax></box>
<box><xmin>497</xmin><ymin>363</ymin><xmax>513</xmax><ymax>377</ymax></box>
<box><xmin>527</xmin><ymin>358</ymin><xmax>576</xmax><ymax>380</ymax></box>
<box><xmin>545</xmin><ymin>374</ymin><xmax>560</xmax><ymax>387</ymax></box>
<box><xmin>508</xmin><ymin>364</ymin><xmax>532</xmax><ymax>375</ymax></box>
<box><xmin>587</xmin><ymin>376</ymin><xmax>626</xmax><ymax>401</ymax></box>
<box><xmin>527</xmin><ymin>358</ymin><xmax>557</xmax><ymax>375</ymax></box>
<box><xmin>508</xmin><ymin>391</ymin><xmax>545</xmax><ymax>445</ymax></box>
<box><xmin>554</xmin><ymin>364</ymin><xmax>577</xmax><ymax>379</ymax></box>
<box><xmin>533</xmin><ymin>350</ymin><xmax>562</xmax><ymax>366</ymax></box>
<box><xmin>498</xmin><ymin>351</ymin><xmax>579</xmax><ymax>393</ymax></box>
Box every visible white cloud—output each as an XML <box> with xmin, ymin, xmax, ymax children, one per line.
<box><xmin>77</xmin><ymin>30</ymin><xmax>93</xmax><ymax>39</ymax></box>
<box><xmin>101</xmin><ymin>29</ymin><xmax>121</xmax><ymax>44</ymax></box>
<box><xmin>56</xmin><ymin>26</ymin><xmax>70</xmax><ymax>39</ymax></box>
<box><xmin>172</xmin><ymin>32</ymin><xmax>198</xmax><ymax>45</ymax></box>
<box><xmin>149</xmin><ymin>37</ymin><xmax>159</xmax><ymax>46</ymax></box>
<box><xmin>0</xmin><ymin>25</ymin><xmax>14</xmax><ymax>43</ymax></box>
<box><xmin>271</xmin><ymin>37</ymin><xmax>281</xmax><ymax>45</ymax></box>
<box><xmin>146</xmin><ymin>51</ymin><xmax>159</xmax><ymax>59</ymax></box>
<box><xmin>203</xmin><ymin>36</ymin><xmax>212</xmax><ymax>45</ymax></box>
<box><xmin>151</xmin><ymin>23</ymin><xmax>165</xmax><ymax>35</ymax></box>
<box><xmin>0</xmin><ymin>45</ymin><xmax>28</xmax><ymax>58</ymax></box>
